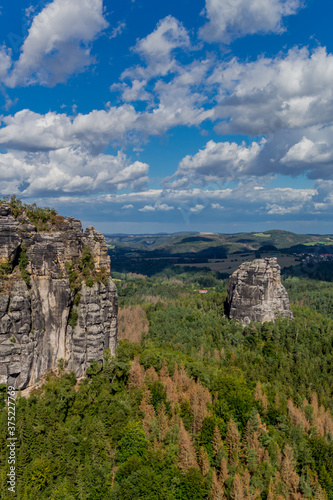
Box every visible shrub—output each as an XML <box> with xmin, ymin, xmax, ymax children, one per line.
<box><xmin>68</xmin><ymin>307</ymin><xmax>78</xmax><ymax>329</ymax></box>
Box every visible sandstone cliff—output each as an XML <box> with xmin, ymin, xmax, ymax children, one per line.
<box><xmin>0</xmin><ymin>202</ymin><xmax>117</xmax><ymax>389</ymax></box>
<box><xmin>227</xmin><ymin>257</ymin><xmax>293</xmax><ymax>325</ymax></box>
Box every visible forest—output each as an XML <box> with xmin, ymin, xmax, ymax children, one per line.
<box><xmin>1</xmin><ymin>252</ymin><xmax>333</xmax><ymax>498</ymax></box>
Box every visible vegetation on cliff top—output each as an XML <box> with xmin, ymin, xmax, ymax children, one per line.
<box><xmin>0</xmin><ymin>195</ymin><xmax>64</xmax><ymax>232</ymax></box>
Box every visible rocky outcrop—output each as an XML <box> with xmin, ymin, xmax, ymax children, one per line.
<box><xmin>227</xmin><ymin>257</ymin><xmax>293</xmax><ymax>325</ymax></box>
<box><xmin>0</xmin><ymin>204</ymin><xmax>117</xmax><ymax>389</ymax></box>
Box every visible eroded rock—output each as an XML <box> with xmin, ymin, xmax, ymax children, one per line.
<box><xmin>227</xmin><ymin>257</ymin><xmax>293</xmax><ymax>325</ymax></box>
<box><xmin>0</xmin><ymin>204</ymin><xmax>118</xmax><ymax>389</ymax></box>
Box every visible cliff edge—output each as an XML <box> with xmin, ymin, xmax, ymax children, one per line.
<box><xmin>0</xmin><ymin>201</ymin><xmax>117</xmax><ymax>389</ymax></box>
<box><xmin>227</xmin><ymin>257</ymin><xmax>293</xmax><ymax>325</ymax></box>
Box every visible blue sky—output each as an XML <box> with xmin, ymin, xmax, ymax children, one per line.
<box><xmin>0</xmin><ymin>0</ymin><xmax>333</xmax><ymax>234</ymax></box>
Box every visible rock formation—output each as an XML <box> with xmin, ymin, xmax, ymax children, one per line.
<box><xmin>227</xmin><ymin>257</ymin><xmax>293</xmax><ymax>325</ymax></box>
<box><xmin>0</xmin><ymin>202</ymin><xmax>117</xmax><ymax>389</ymax></box>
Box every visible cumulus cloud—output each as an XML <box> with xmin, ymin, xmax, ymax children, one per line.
<box><xmin>211</xmin><ymin>47</ymin><xmax>333</xmax><ymax>135</ymax></box>
<box><xmin>6</xmin><ymin>0</ymin><xmax>108</xmax><ymax>87</ymax></box>
<box><xmin>46</xmin><ymin>184</ymin><xmax>320</xmax><ymax>222</ymax></box>
<box><xmin>139</xmin><ymin>205</ymin><xmax>155</xmax><ymax>212</ymax></box>
<box><xmin>127</xmin><ymin>16</ymin><xmax>191</xmax><ymax>79</ymax></box>
<box><xmin>171</xmin><ymin>139</ymin><xmax>264</xmax><ymax>187</ymax></box>
<box><xmin>0</xmin><ymin>148</ymin><xmax>149</xmax><ymax>196</ymax></box>
<box><xmin>199</xmin><ymin>0</ymin><xmax>302</xmax><ymax>44</ymax></box>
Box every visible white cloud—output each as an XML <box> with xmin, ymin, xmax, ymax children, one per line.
<box><xmin>281</xmin><ymin>136</ymin><xmax>333</xmax><ymax>165</ymax></box>
<box><xmin>32</xmin><ymin>182</ymin><xmax>330</xmax><ymax>225</ymax></box>
<box><xmin>139</xmin><ymin>205</ymin><xmax>155</xmax><ymax>212</ymax></box>
<box><xmin>0</xmin><ymin>148</ymin><xmax>149</xmax><ymax>196</ymax></box>
<box><xmin>155</xmin><ymin>203</ymin><xmax>174</xmax><ymax>211</ymax></box>
<box><xmin>211</xmin><ymin>47</ymin><xmax>333</xmax><ymax>135</ymax></box>
<box><xmin>189</xmin><ymin>204</ymin><xmax>205</xmax><ymax>212</ymax></box>
<box><xmin>199</xmin><ymin>0</ymin><xmax>302</xmax><ymax>44</ymax></box>
<box><xmin>6</xmin><ymin>0</ymin><xmax>108</xmax><ymax>87</ymax></box>
<box><xmin>129</xmin><ymin>16</ymin><xmax>190</xmax><ymax>78</ymax></box>
<box><xmin>111</xmin><ymin>79</ymin><xmax>151</xmax><ymax>102</ymax></box>
<box><xmin>172</xmin><ymin>139</ymin><xmax>264</xmax><ymax>187</ymax></box>
<box><xmin>110</xmin><ymin>21</ymin><xmax>126</xmax><ymax>39</ymax></box>
<box><xmin>121</xmin><ymin>204</ymin><xmax>134</xmax><ymax>210</ymax></box>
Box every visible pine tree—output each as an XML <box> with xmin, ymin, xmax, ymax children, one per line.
<box><xmin>145</xmin><ymin>366</ymin><xmax>159</xmax><ymax>383</ymax></box>
<box><xmin>198</xmin><ymin>446</ymin><xmax>210</xmax><ymax>476</ymax></box>
<box><xmin>218</xmin><ymin>457</ymin><xmax>229</xmax><ymax>485</ymax></box>
<box><xmin>230</xmin><ymin>473</ymin><xmax>244</xmax><ymax>500</ymax></box>
<box><xmin>210</xmin><ymin>469</ymin><xmax>226</xmax><ymax>500</ymax></box>
<box><xmin>128</xmin><ymin>355</ymin><xmax>145</xmax><ymax>389</ymax></box>
<box><xmin>159</xmin><ymin>359</ymin><xmax>170</xmax><ymax>382</ymax></box>
<box><xmin>139</xmin><ymin>389</ymin><xmax>156</xmax><ymax>435</ymax></box>
<box><xmin>178</xmin><ymin>419</ymin><xmax>199</xmax><ymax>472</ymax></box>
<box><xmin>190</xmin><ymin>381</ymin><xmax>212</xmax><ymax>433</ymax></box>
<box><xmin>226</xmin><ymin>419</ymin><xmax>241</xmax><ymax>468</ymax></box>
<box><xmin>157</xmin><ymin>403</ymin><xmax>169</xmax><ymax>442</ymax></box>
<box><xmin>212</xmin><ymin>426</ymin><xmax>223</xmax><ymax>457</ymax></box>
<box><xmin>281</xmin><ymin>445</ymin><xmax>300</xmax><ymax>496</ymax></box>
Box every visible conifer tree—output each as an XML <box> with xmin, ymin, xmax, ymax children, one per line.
<box><xmin>159</xmin><ymin>359</ymin><xmax>170</xmax><ymax>382</ymax></box>
<box><xmin>145</xmin><ymin>366</ymin><xmax>159</xmax><ymax>383</ymax></box>
<box><xmin>281</xmin><ymin>445</ymin><xmax>300</xmax><ymax>497</ymax></box>
<box><xmin>212</xmin><ymin>425</ymin><xmax>223</xmax><ymax>457</ymax></box>
<box><xmin>218</xmin><ymin>457</ymin><xmax>229</xmax><ymax>485</ymax></box>
<box><xmin>226</xmin><ymin>419</ymin><xmax>241</xmax><ymax>468</ymax></box>
<box><xmin>230</xmin><ymin>473</ymin><xmax>245</xmax><ymax>500</ymax></box>
<box><xmin>128</xmin><ymin>355</ymin><xmax>145</xmax><ymax>389</ymax></box>
<box><xmin>198</xmin><ymin>446</ymin><xmax>210</xmax><ymax>476</ymax></box>
<box><xmin>157</xmin><ymin>402</ymin><xmax>169</xmax><ymax>442</ymax></box>
<box><xmin>139</xmin><ymin>389</ymin><xmax>156</xmax><ymax>435</ymax></box>
<box><xmin>178</xmin><ymin>419</ymin><xmax>199</xmax><ymax>472</ymax></box>
<box><xmin>210</xmin><ymin>469</ymin><xmax>226</xmax><ymax>500</ymax></box>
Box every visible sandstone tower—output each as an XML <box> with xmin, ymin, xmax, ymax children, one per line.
<box><xmin>0</xmin><ymin>203</ymin><xmax>117</xmax><ymax>389</ymax></box>
<box><xmin>227</xmin><ymin>257</ymin><xmax>293</xmax><ymax>325</ymax></box>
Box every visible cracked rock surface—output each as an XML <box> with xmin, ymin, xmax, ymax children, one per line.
<box><xmin>0</xmin><ymin>205</ymin><xmax>117</xmax><ymax>389</ymax></box>
<box><xmin>227</xmin><ymin>257</ymin><xmax>293</xmax><ymax>325</ymax></box>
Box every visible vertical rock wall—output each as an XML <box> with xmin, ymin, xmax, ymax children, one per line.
<box><xmin>227</xmin><ymin>257</ymin><xmax>293</xmax><ymax>325</ymax></box>
<box><xmin>0</xmin><ymin>205</ymin><xmax>117</xmax><ymax>389</ymax></box>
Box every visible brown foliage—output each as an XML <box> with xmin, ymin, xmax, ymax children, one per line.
<box><xmin>212</xmin><ymin>426</ymin><xmax>223</xmax><ymax>457</ymax></box>
<box><xmin>219</xmin><ymin>457</ymin><xmax>229</xmax><ymax>485</ymax></box>
<box><xmin>178</xmin><ymin>419</ymin><xmax>199</xmax><ymax>472</ymax></box>
<box><xmin>128</xmin><ymin>355</ymin><xmax>145</xmax><ymax>389</ymax></box>
<box><xmin>287</xmin><ymin>398</ymin><xmax>310</xmax><ymax>432</ymax></box>
<box><xmin>118</xmin><ymin>305</ymin><xmax>149</xmax><ymax>343</ymax></box>
<box><xmin>281</xmin><ymin>445</ymin><xmax>300</xmax><ymax>496</ymax></box>
<box><xmin>198</xmin><ymin>446</ymin><xmax>210</xmax><ymax>476</ymax></box>
<box><xmin>210</xmin><ymin>469</ymin><xmax>226</xmax><ymax>500</ymax></box>
<box><xmin>157</xmin><ymin>403</ymin><xmax>170</xmax><ymax>442</ymax></box>
<box><xmin>140</xmin><ymin>389</ymin><xmax>156</xmax><ymax>435</ymax></box>
<box><xmin>190</xmin><ymin>381</ymin><xmax>212</xmax><ymax>433</ymax></box>
<box><xmin>145</xmin><ymin>366</ymin><xmax>159</xmax><ymax>384</ymax></box>
<box><xmin>254</xmin><ymin>382</ymin><xmax>268</xmax><ymax>412</ymax></box>
<box><xmin>226</xmin><ymin>419</ymin><xmax>241</xmax><ymax>467</ymax></box>
<box><xmin>159</xmin><ymin>359</ymin><xmax>170</xmax><ymax>382</ymax></box>
<box><xmin>230</xmin><ymin>474</ymin><xmax>244</xmax><ymax>500</ymax></box>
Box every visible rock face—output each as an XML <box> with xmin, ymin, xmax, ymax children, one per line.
<box><xmin>0</xmin><ymin>204</ymin><xmax>117</xmax><ymax>389</ymax></box>
<box><xmin>227</xmin><ymin>257</ymin><xmax>293</xmax><ymax>325</ymax></box>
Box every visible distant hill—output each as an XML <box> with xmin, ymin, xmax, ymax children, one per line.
<box><xmin>105</xmin><ymin>230</ymin><xmax>333</xmax><ymax>255</ymax></box>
